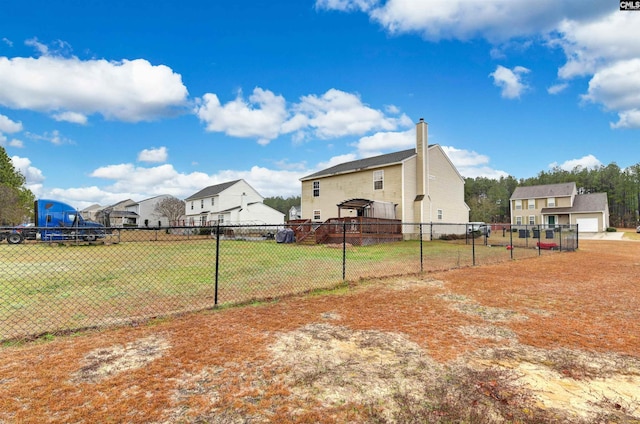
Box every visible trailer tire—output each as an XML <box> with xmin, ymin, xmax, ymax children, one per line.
<box><xmin>7</xmin><ymin>233</ymin><xmax>24</xmax><ymax>245</ymax></box>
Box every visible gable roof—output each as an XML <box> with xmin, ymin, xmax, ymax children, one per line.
<box><xmin>541</xmin><ymin>193</ymin><xmax>609</xmax><ymax>214</ymax></box>
<box><xmin>300</xmin><ymin>148</ymin><xmax>416</xmax><ymax>181</ymax></box>
<box><xmin>185</xmin><ymin>180</ymin><xmax>242</xmax><ymax>201</ymax></box>
<box><xmin>511</xmin><ymin>182</ymin><xmax>576</xmax><ymax>200</ymax></box>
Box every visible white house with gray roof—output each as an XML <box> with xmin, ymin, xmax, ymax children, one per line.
<box><xmin>184</xmin><ymin>179</ymin><xmax>284</xmax><ymax>226</ymax></box>
<box><xmin>510</xmin><ymin>182</ymin><xmax>610</xmax><ymax>232</ymax></box>
<box><xmin>299</xmin><ymin>119</ymin><xmax>469</xmax><ymax>238</ymax></box>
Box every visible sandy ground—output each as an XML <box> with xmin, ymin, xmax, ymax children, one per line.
<box><xmin>1</xmin><ymin>237</ymin><xmax>639</xmax><ymax>423</ymax></box>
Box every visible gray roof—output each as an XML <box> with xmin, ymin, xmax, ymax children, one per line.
<box><xmin>185</xmin><ymin>180</ymin><xmax>241</xmax><ymax>201</ymax></box>
<box><xmin>541</xmin><ymin>193</ymin><xmax>609</xmax><ymax>214</ymax></box>
<box><xmin>300</xmin><ymin>148</ymin><xmax>416</xmax><ymax>181</ymax></box>
<box><xmin>511</xmin><ymin>182</ymin><xmax>576</xmax><ymax>200</ymax></box>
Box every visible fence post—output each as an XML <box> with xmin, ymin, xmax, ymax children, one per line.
<box><xmin>342</xmin><ymin>221</ymin><xmax>347</xmax><ymax>281</ymax></box>
<box><xmin>214</xmin><ymin>223</ymin><xmax>221</xmax><ymax>306</ymax></box>
<box><xmin>509</xmin><ymin>226</ymin><xmax>513</xmax><ymax>260</ymax></box>
<box><xmin>537</xmin><ymin>224</ymin><xmax>541</xmax><ymax>256</ymax></box>
<box><xmin>472</xmin><ymin>226</ymin><xmax>476</xmax><ymax>266</ymax></box>
<box><xmin>559</xmin><ymin>225</ymin><xmax>563</xmax><ymax>251</ymax></box>
<box><xmin>419</xmin><ymin>223</ymin><xmax>423</xmax><ymax>273</ymax></box>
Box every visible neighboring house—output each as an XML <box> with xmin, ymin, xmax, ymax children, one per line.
<box><xmin>184</xmin><ymin>179</ymin><xmax>284</xmax><ymax>226</ymax></box>
<box><xmin>289</xmin><ymin>205</ymin><xmax>301</xmax><ymax>221</ymax></box>
<box><xmin>510</xmin><ymin>182</ymin><xmax>610</xmax><ymax>233</ymax></box>
<box><xmin>80</xmin><ymin>204</ymin><xmax>102</xmax><ymax>222</ymax></box>
<box><xmin>125</xmin><ymin>194</ymin><xmax>179</xmax><ymax>228</ymax></box>
<box><xmin>299</xmin><ymin>118</ymin><xmax>469</xmax><ymax>238</ymax></box>
<box><xmin>95</xmin><ymin>199</ymin><xmax>138</xmax><ymax>227</ymax></box>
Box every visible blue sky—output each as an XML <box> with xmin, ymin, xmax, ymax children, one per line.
<box><xmin>1</xmin><ymin>0</ymin><xmax>638</xmax><ymax>209</ymax></box>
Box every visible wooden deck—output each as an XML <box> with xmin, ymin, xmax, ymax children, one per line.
<box><xmin>289</xmin><ymin>217</ymin><xmax>403</xmax><ymax>246</ymax></box>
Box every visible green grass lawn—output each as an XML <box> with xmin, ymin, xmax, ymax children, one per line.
<box><xmin>0</xmin><ymin>238</ymin><xmax>536</xmax><ymax>341</ymax></box>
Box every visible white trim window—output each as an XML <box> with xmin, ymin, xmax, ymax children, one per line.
<box><xmin>528</xmin><ymin>199</ymin><xmax>535</xmax><ymax>209</ymax></box>
<box><xmin>200</xmin><ymin>199</ymin><xmax>204</xmax><ymax>209</ymax></box>
<box><xmin>190</xmin><ymin>201</ymin><xmax>194</xmax><ymax>210</ymax></box>
<box><xmin>217</xmin><ymin>214</ymin><xmax>224</xmax><ymax>224</ymax></box>
<box><xmin>211</xmin><ymin>197</ymin><xmax>215</xmax><ymax>206</ymax></box>
<box><xmin>547</xmin><ymin>197</ymin><xmax>556</xmax><ymax>207</ymax></box>
<box><xmin>313</xmin><ymin>210</ymin><xmax>321</xmax><ymax>221</ymax></box>
<box><xmin>313</xmin><ymin>181</ymin><xmax>320</xmax><ymax>197</ymax></box>
<box><xmin>515</xmin><ymin>200</ymin><xmax>522</xmax><ymax>210</ymax></box>
<box><xmin>373</xmin><ymin>170</ymin><xmax>384</xmax><ymax>190</ymax></box>
<box><xmin>529</xmin><ymin>215</ymin><xmax>535</xmax><ymax>225</ymax></box>
<box><xmin>516</xmin><ymin>216</ymin><xmax>522</xmax><ymax>225</ymax></box>
<box><xmin>437</xmin><ymin>209</ymin><xmax>443</xmax><ymax>220</ymax></box>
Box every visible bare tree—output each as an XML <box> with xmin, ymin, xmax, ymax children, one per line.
<box><xmin>153</xmin><ymin>196</ymin><xmax>185</xmax><ymax>225</ymax></box>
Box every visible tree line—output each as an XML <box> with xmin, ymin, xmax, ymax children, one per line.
<box><xmin>466</xmin><ymin>162</ymin><xmax>640</xmax><ymax>228</ymax></box>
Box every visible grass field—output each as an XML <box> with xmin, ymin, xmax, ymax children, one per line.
<box><xmin>1</xmin><ymin>236</ymin><xmax>547</xmax><ymax>341</ymax></box>
<box><xmin>0</xmin><ymin>238</ymin><xmax>638</xmax><ymax>423</ymax></box>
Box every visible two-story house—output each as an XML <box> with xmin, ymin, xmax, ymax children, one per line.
<box><xmin>510</xmin><ymin>182</ymin><xmax>609</xmax><ymax>232</ymax></box>
<box><xmin>299</xmin><ymin>118</ymin><xmax>469</xmax><ymax>239</ymax></box>
<box><xmin>184</xmin><ymin>179</ymin><xmax>284</xmax><ymax>226</ymax></box>
<box><xmin>124</xmin><ymin>194</ymin><xmax>181</xmax><ymax>228</ymax></box>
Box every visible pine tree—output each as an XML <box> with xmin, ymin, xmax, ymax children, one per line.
<box><xmin>0</xmin><ymin>147</ymin><xmax>35</xmax><ymax>225</ymax></box>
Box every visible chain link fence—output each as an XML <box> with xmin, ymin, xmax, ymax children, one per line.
<box><xmin>0</xmin><ymin>222</ymin><xmax>578</xmax><ymax>342</ymax></box>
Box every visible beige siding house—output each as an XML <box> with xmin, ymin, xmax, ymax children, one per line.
<box><xmin>299</xmin><ymin>119</ymin><xmax>469</xmax><ymax>238</ymax></box>
<box><xmin>510</xmin><ymin>182</ymin><xmax>610</xmax><ymax>232</ymax></box>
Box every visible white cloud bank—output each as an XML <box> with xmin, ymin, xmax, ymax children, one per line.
<box><xmin>0</xmin><ymin>56</ymin><xmax>189</xmax><ymax>123</ymax></box>
<box><xmin>195</xmin><ymin>87</ymin><xmax>412</xmax><ymax>145</ymax></box>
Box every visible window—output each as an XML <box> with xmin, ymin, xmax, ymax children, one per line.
<box><xmin>217</xmin><ymin>214</ymin><xmax>224</xmax><ymax>224</ymax></box>
<box><xmin>529</xmin><ymin>215</ymin><xmax>535</xmax><ymax>225</ymax></box>
<box><xmin>516</xmin><ymin>216</ymin><xmax>522</xmax><ymax>225</ymax></box>
<box><xmin>200</xmin><ymin>199</ymin><xmax>204</xmax><ymax>208</ymax></box>
<box><xmin>515</xmin><ymin>200</ymin><xmax>522</xmax><ymax>210</ymax></box>
<box><xmin>547</xmin><ymin>197</ymin><xmax>556</xmax><ymax>207</ymax></box>
<box><xmin>313</xmin><ymin>181</ymin><xmax>320</xmax><ymax>197</ymax></box>
<box><xmin>211</xmin><ymin>198</ymin><xmax>215</xmax><ymax>206</ymax></box>
<box><xmin>190</xmin><ymin>201</ymin><xmax>194</xmax><ymax>210</ymax></box>
<box><xmin>373</xmin><ymin>170</ymin><xmax>384</xmax><ymax>190</ymax></box>
<box><xmin>437</xmin><ymin>209</ymin><xmax>443</xmax><ymax>220</ymax></box>
<box><xmin>528</xmin><ymin>199</ymin><xmax>535</xmax><ymax>209</ymax></box>
<box><xmin>200</xmin><ymin>215</ymin><xmax>207</xmax><ymax>226</ymax></box>
<box><xmin>313</xmin><ymin>210</ymin><xmax>321</xmax><ymax>221</ymax></box>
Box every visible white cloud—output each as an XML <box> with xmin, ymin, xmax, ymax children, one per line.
<box><xmin>547</xmin><ymin>83</ymin><xmax>568</xmax><ymax>95</ymax></box>
<box><xmin>26</xmin><ymin>129</ymin><xmax>73</xmax><ymax>145</ymax></box>
<box><xmin>352</xmin><ymin>128</ymin><xmax>414</xmax><ymax>157</ymax></box>
<box><xmin>581</xmin><ymin>58</ymin><xmax>640</xmax><ymax>128</ymax></box>
<box><xmin>318</xmin><ymin>0</ymin><xmax>610</xmax><ymax>42</ymax></box>
<box><xmin>441</xmin><ymin>146</ymin><xmax>509</xmax><ymax>179</ymax></box>
<box><xmin>490</xmin><ymin>65</ymin><xmax>530</xmax><ymax>99</ymax></box>
<box><xmin>195</xmin><ymin>88</ymin><xmax>288</xmax><ymax>145</ymax></box>
<box><xmin>10</xmin><ymin>155</ymin><xmax>45</xmax><ymax>185</ymax></box>
<box><xmin>138</xmin><ymin>147</ymin><xmax>168</xmax><ymax>163</ymax></box>
<box><xmin>0</xmin><ymin>114</ymin><xmax>23</xmax><ymax>133</ymax></box>
<box><xmin>293</xmin><ymin>89</ymin><xmax>412</xmax><ymax>139</ymax></box>
<box><xmin>52</xmin><ymin>111</ymin><xmax>88</xmax><ymax>124</ymax></box>
<box><xmin>549</xmin><ymin>154</ymin><xmax>602</xmax><ymax>171</ymax></box>
<box><xmin>2</xmin><ymin>37</ymin><xmax>13</xmax><ymax>47</ymax></box>
<box><xmin>195</xmin><ymin>87</ymin><xmax>412</xmax><ymax>144</ymax></box>
<box><xmin>0</xmin><ymin>56</ymin><xmax>189</xmax><ymax>122</ymax></box>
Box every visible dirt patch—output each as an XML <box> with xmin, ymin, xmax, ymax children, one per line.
<box><xmin>268</xmin><ymin>322</ymin><xmax>640</xmax><ymax>423</ymax></box>
<box><xmin>71</xmin><ymin>334</ymin><xmax>170</xmax><ymax>383</ymax></box>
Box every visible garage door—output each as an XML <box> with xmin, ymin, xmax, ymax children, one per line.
<box><xmin>576</xmin><ymin>218</ymin><xmax>598</xmax><ymax>232</ymax></box>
